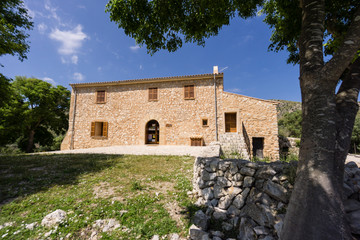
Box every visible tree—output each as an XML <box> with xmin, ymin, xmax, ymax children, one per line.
<box><xmin>0</xmin><ymin>77</ymin><xmax>70</xmax><ymax>153</ymax></box>
<box><xmin>278</xmin><ymin>110</ymin><xmax>302</xmax><ymax>138</ymax></box>
<box><xmin>0</xmin><ymin>0</ymin><xmax>33</xmax><ymax>107</ymax></box>
<box><xmin>106</xmin><ymin>1</ymin><xmax>360</xmax><ymax>238</ymax></box>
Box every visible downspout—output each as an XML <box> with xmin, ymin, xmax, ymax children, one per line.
<box><xmin>213</xmin><ymin>67</ymin><xmax>219</xmax><ymax>141</ymax></box>
<box><xmin>70</xmin><ymin>87</ymin><xmax>77</xmax><ymax>150</ymax></box>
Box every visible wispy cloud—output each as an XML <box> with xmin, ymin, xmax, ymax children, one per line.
<box><xmin>227</xmin><ymin>88</ymin><xmax>243</xmax><ymax>94</ymax></box>
<box><xmin>130</xmin><ymin>45</ymin><xmax>140</xmax><ymax>52</ymax></box>
<box><xmin>238</xmin><ymin>35</ymin><xmax>254</xmax><ymax>45</ymax></box>
<box><xmin>73</xmin><ymin>72</ymin><xmax>85</xmax><ymax>82</ymax></box>
<box><xmin>44</xmin><ymin>0</ymin><xmax>61</xmax><ymax>23</ymax></box>
<box><xmin>220</xmin><ymin>66</ymin><xmax>229</xmax><ymax>72</ymax></box>
<box><xmin>42</xmin><ymin>77</ymin><xmax>56</xmax><ymax>85</ymax></box>
<box><xmin>37</xmin><ymin>23</ymin><xmax>47</xmax><ymax>34</ymax></box>
<box><xmin>139</xmin><ymin>65</ymin><xmax>143</xmax><ymax>70</ymax></box>
<box><xmin>71</xmin><ymin>55</ymin><xmax>78</xmax><ymax>64</ymax></box>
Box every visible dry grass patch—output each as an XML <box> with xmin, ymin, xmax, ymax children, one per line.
<box><xmin>0</xmin><ymin>154</ymin><xmax>197</xmax><ymax>239</ymax></box>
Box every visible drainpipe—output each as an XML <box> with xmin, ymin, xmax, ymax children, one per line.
<box><xmin>70</xmin><ymin>87</ymin><xmax>77</xmax><ymax>150</ymax></box>
<box><xmin>213</xmin><ymin>66</ymin><xmax>219</xmax><ymax>141</ymax></box>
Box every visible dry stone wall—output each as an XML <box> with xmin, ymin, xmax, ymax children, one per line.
<box><xmin>191</xmin><ymin>158</ymin><xmax>360</xmax><ymax>240</ymax></box>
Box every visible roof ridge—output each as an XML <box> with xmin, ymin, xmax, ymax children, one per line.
<box><xmin>70</xmin><ymin>72</ymin><xmax>224</xmax><ymax>86</ymax></box>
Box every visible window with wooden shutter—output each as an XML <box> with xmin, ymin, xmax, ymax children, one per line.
<box><xmin>91</xmin><ymin>121</ymin><xmax>108</xmax><ymax>138</ymax></box>
<box><xmin>184</xmin><ymin>85</ymin><xmax>195</xmax><ymax>99</ymax></box>
<box><xmin>91</xmin><ymin>122</ymin><xmax>95</xmax><ymax>136</ymax></box>
<box><xmin>102</xmin><ymin>122</ymin><xmax>108</xmax><ymax>137</ymax></box>
<box><xmin>96</xmin><ymin>90</ymin><xmax>106</xmax><ymax>103</ymax></box>
<box><xmin>148</xmin><ymin>88</ymin><xmax>158</xmax><ymax>101</ymax></box>
<box><xmin>225</xmin><ymin>113</ymin><xmax>237</xmax><ymax>132</ymax></box>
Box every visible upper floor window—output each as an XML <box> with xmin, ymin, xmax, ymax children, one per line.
<box><xmin>202</xmin><ymin>119</ymin><xmax>208</xmax><ymax>127</ymax></box>
<box><xmin>96</xmin><ymin>90</ymin><xmax>106</xmax><ymax>103</ymax></box>
<box><xmin>184</xmin><ymin>85</ymin><xmax>195</xmax><ymax>99</ymax></box>
<box><xmin>225</xmin><ymin>113</ymin><xmax>237</xmax><ymax>132</ymax></box>
<box><xmin>148</xmin><ymin>88</ymin><xmax>158</xmax><ymax>101</ymax></box>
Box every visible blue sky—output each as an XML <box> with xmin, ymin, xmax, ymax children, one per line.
<box><xmin>1</xmin><ymin>0</ymin><xmax>301</xmax><ymax>101</ymax></box>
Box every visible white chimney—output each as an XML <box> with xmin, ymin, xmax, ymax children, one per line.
<box><xmin>213</xmin><ymin>66</ymin><xmax>219</xmax><ymax>74</ymax></box>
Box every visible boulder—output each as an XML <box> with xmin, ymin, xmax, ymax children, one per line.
<box><xmin>238</xmin><ymin>217</ymin><xmax>257</xmax><ymax>240</ymax></box>
<box><xmin>243</xmin><ymin>176</ymin><xmax>255</xmax><ymax>188</ymax></box>
<box><xmin>218</xmin><ymin>195</ymin><xmax>233</xmax><ymax>210</ymax></box>
<box><xmin>41</xmin><ymin>210</ymin><xmax>67</xmax><ymax>227</ymax></box>
<box><xmin>344</xmin><ymin>199</ymin><xmax>360</xmax><ymax>213</ymax></box>
<box><xmin>243</xmin><ymin>202</ymin><xmax>275</xmax><ymax>227</ymax></box>
<box><xmin>346</xmin><ymin>209</ymin><xmax>360</xmax><ymax>235</ymax></box>
<box><xmin>193</xmin><ymin>210</ymin><xmax>208</xmax><ymax>230</ymax></box>
<box><xmin>240</xmin><ymin>167</ymin><xmax>256</xmax><ymax>176</ymax></box>
<box><xmin>263</xmin><ymin>180</ymin><xmax>288</xmax><ymax>203</ymax></box>
<box><xmin>189</xmin><ymin>224</ymin><xmax>210</xmax><ymax>240</ymax></box>
<box><xmin>256</xmin><ymin>166</ymin><xmax>277</xmax><ymax>179</ymax></box>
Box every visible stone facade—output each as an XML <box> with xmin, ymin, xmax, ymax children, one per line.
<box><xmin>61</xmin><ymin>73</ymin><xmax>279</xmax><ymax>159</ymax></box>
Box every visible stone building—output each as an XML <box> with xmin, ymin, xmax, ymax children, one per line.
<box><xmin>61</xmin><ymin>69</ymin><xmax>279</xmax><ymax>159</ymax></box>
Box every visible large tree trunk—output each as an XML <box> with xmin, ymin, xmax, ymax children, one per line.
<box><xmin>26</xmin><ymin>129</ymin><xmax>35</xmax><ymax>153</ymax></box>
<box><xmin>281</xmin><ymin>0</ymin><xmax>360</xmax><ymax>239</ymax></box>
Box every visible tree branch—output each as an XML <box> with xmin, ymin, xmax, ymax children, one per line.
<box><xmin>322</xmin><ymin>7</ymin><xmax>360</xmax><ymax>82</ymax></box>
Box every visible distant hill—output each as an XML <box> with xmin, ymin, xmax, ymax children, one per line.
<box><xmin>271</xmin><ymin>100</ymin><xmax>302</xmax><ymax>119</ymax></box>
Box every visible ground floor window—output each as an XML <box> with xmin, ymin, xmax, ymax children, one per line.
<box><xmin>91</xmin><ymin>121</ymin><xmax>108</xmax><ymax>138</ymax></box>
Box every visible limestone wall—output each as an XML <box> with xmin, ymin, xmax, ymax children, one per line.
<box><xmin>61</xmin><ymin>74</ymin><xmax>279</xmax><ymax>158</ymax></box>
<box><xmin>190</xmin><ymin>158</ymin><xmax>360</xmax><ymax>240</ymax></box>
<box><xmin>218</xmin><ymin>92</ymin><xmax>279</xmax><ymax>160</ymax></box>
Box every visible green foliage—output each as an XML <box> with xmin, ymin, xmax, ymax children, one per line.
<box><xmin>131</xmin><ymin>180</ymin><xmax>144</xmax><ymax>191</ymax></box>
<box><xmin>0</xmin><ymin>0</ymin><xmax>33</xmax><ymax>61</ymax></box>
<box><xmin>278</xmin><ymin>110</ymin><xmax>302</xmax><ymax>138</ymax></box>
<box><xmin>262</xmin><ymin>0</ymin><xmax>360</xmax><ymax>64</ymax></box>
<box><xmin>105</xmin><ymin>0</ymin><xmax>263</xmax><ymax>54</ymax></box>
<box><xmin>0</xmin><ymin>77</ymin><xmax>70</xmax><ymax>152</ymax></box>
<box><xmin>350</xmin><ymin>115</ymin><xmax>360</xmax><ymax>153</ymax></box>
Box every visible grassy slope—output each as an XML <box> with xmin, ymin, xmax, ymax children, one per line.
<box><xmin>0</xmin><ymin>154</ymin><xmax>196</xmax><ymax>239</ymax></box>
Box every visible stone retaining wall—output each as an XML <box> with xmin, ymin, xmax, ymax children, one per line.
<box><xmin>190</xmin><ymin>158</ymin><xmax>360</xmax><ymax>240</ymax></box>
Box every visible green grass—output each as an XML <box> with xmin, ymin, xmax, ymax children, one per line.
<box><xmin>0</xmin><ymin>154</ymin><xmax>195</xmax><ymax>239</ymax></box>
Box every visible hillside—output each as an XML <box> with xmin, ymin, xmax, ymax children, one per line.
<box><xmin>272</xmin><ymin>99</ymin><xmax>302</xmax><ymax>119</ymax></box>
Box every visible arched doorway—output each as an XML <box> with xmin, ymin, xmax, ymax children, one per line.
<box><xmin>146</xmin><ymin>120</ymin><xmax>159</xmax><ymax>144</ymax></box>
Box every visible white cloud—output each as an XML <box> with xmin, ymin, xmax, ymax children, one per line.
<box><xmin>227</xmin><ymin>88</ymin><xmax>242</xmax><ymax>94</ymax></box>
<box><xmin>139</xmin><ymin>65</ymin><xmax>143</xmax><ymax>70</ymax></box>
<box><xmin>44</xmin><ymin>0</ymin><xmax>61</xmax><ymax>23</ymax></box>
<box><xmin>220</xmin><ymin>66</ymin><xmax>229</xmax><ymax>72</ymax></box>
<box><xmin>73</xmin><ymin>72</ymin><xmax>85</xmax><ymax>82</ymax></box>
<box><xmin>49</xmin><ymin>25</ymin><xmax>88</xmax><ymax>56</ymax></box>
<box><xmin>130</xmin><ymin>45</ymin><xmax>140</xmax><ymax>52</ymax></box>
<box><xmin>97</xmin><ymin>67</ymin><xmax>102</xmax><ymax>71</ymax></box>
<box><xmin>37</xmin><ymin>23</ymin><xmax>47</xmax><ymax>34</ymax></box>
<box><xmin>42</xmin><ymin>77</ymin><xmax>56</xmax><ymax>85</ymax></box>
<box><xmin>71</xmin><ymin>55</ymin><xmax>78</xmax><ymax>64</ymax></box>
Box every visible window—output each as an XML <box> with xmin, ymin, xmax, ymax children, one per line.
<box><xmin>202</xmin><ymin>119</ymin><xmax>208</xmax><ymax>127</ymax></box>
<box><xmin>191</xmin><ymin>137</ymin><xmax>203</xmax><ymax>146</ymax></box>
<box><xmin>91</xmin><ymin>122</ymin><xmax>108</xmax><ymax>138</ymax></box>
<box><xmin>184</xmin><ymin>85</ymin><xmax>195</xmax><ymax>99</ymax></box>
<box><xmin>225</xmin><ymin>113</ymin><xmax>237</xmax><ymax>132</ymax></box>
<box><xmin>96</xmin><ymin>90</ymin><xmax>106</xmax><ymax>103</ymax></box>
<box><xmin>148</xmin><ymin>88</ymin><xmax>158</xmax><ymax>101</ymax></box>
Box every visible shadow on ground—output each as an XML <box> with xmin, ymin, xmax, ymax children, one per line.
<box><xmin>0</xmin><ymin>154</ymin><xmax>121</xmax><ymax>206</ymax></box>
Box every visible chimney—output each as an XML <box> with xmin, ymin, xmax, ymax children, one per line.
<box><xmin>213</xmin><ymin>66</ymin><xmax>219</xmax><ymax>74</ymax></box>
